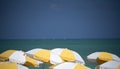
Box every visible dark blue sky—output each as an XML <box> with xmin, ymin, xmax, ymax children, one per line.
<box><xmin>0</xmin><ymin>0</ymin><xmax>120</xmax><ymax>39</ymax></box>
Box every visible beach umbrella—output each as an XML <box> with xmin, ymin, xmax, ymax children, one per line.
<box><xmin>0</xmin><ymin>62</ymin><xmax>28</xmax><ymax>69</ymax></box>
<box><xmin>0</xmin><ymin>50</ymin><xmax>41</xmax><ymax>67</ymax></box>
<box><xmin>95</xmin><ymin>61</ymin><xmax>120</xmax><ymax>69</ymax></box>
<box><xmin>87</xmin><ymin>52</ymin><xmax>120</xmax><ymax>64</ymax></box>
<box><xmin>26</xmin><ymin>48</ymin><xmax>63</xmax><ymax>65</ymax></box>
<box><xmin>49</xmin><ymin>62</ymin><xmax>90</xmax><ymax>69</ymax></box>
<box><xmin>51</xmin><ymin>48</ymin><xmax>85</xmax><ymax>64</ymax></box>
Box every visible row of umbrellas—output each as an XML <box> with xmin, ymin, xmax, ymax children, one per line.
<box><xmin>0</xmin><ymin>48</ymin><xmax>120</xmax><ymax>69</ymax></box>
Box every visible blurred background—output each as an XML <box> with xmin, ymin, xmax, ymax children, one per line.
<box><xmin>0</xmin><ymin>0</ymin><xmax>120</xmax><ymax>69</ymax></box>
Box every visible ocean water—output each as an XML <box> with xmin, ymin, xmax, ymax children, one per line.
<box><xmin>0</xmin><ymin>39</ymin><xmax>120</xmax><ymax>69</ymax></box>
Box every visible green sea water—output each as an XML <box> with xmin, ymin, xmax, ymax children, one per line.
<box><xmin>0</xmin><ymin>39</ymin><xmax>120</xmax><ymax>69</ymax></box>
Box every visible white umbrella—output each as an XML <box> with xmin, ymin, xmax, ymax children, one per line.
<box><xmin>87</xmin><ymin>52</ymin><xmax>120</xmax><ymax>64</ymax></box>
<box><xmin>26</xmin><ymin>48</ymin><xmax>63</xmax><ymax>65</ymax></box>
<box><xmin>0</xmin><ymin>50</ymin><xmax>41</xmax><ymax>67</ymax></box>
<box><xmin>0</xmin><ymin>62</ymin><xmax>28</xmax><ymax>69</ymax></box>
<box><xmin>95</xmin><ymin>61</ymin><xmax>120</xmax><ymax>69</ymax></box>
<box><xmin>51</xmin><ymin>48</ymin><xmax>85</xmax><ymax>64</ymax></box>
<box><xmin>49</xmin><ymin>62</ymin><xmax>90</xmax><ymax>69</ymax></box>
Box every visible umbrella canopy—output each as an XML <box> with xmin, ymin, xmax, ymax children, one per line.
<box><xmin>26</xmin><ymin>48</ymin><xmax>63</xmax><ymax>65</ymax></box>
<box><xmin>49</xmin><ymin>62</ymin><xmax>90</xmax><ymax>69</ymax></box>
<box><xmin>95</xmin><ymin>61</ymin><xmax>120</xmax><ymax>69</ymax></box>
<box><xmin>0</xmin><ymin>50</ymin><xmax>41</xmax><ymax>67</ymax></box>
<box><xmin>0</xmin><ymin>62</ymin><xmax>28</xmax><ymax>69</ymax></box>
<box><xmin>87</xmin><ymin>52</ymin><xmax>120</xmax><ymax>64</ymax></box>
<box><xmin>51</xmin><ymin>48</ymin><xmax>85</xmax><ymax>64</ymax></box>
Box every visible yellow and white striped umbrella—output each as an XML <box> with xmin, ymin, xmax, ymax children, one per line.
<box><xmin>49</xmin><ymin>62</ymin><xmax>90</xmax><ymax>69</ymax></box>
<box><xmin>87</xmin><ymin>52</ymin><xmax>120</xmax><ymax>64</ymax></box>
<box><xmin>95</xmin><ymin>61</ymin><xmax>120</xmax><ymax>69</ymax></box>
<box><xmin>51</xmin><ymin>48</ymin><xmax>85</xmax><ymax>64</ymax></box>
<box><xmin>0</xmin><ymin>50</ymin><xmax>41</xmax><ymax>67</ymax></box>
<box><xmin>26</xmin><ymin>48</ymin><xmax>64</xmax><ymax>65</ymax></box>
<box><xmin>0</xmin><ymin>62</ymin><xmax>28</xmax><ymax>69</ymax></box>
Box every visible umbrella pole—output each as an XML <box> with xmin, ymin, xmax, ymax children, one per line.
<box><xmin>41</xmin><ymin>63</ymin><xmax>45</xmax><ymax>69</ymax></box>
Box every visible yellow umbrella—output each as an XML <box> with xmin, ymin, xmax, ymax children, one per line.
<box><xmin>51</xmin><ymin>48</ymin><xmax>85</xmax><ymax>64</ymax></box>
<box><xmin>26</xmin><ymin>48</ymin><xmax>63</xmax><ymax>65</ymax></box>
<box><xmin>0</xmin><ymin>62</ymin><xmax>28</xmax><ymax>69</ymax></box>
<box><xmin>87</xmin><ymin>52</ymin><xmax>120</xmax><ymax>64</ymax></box>
<box><xmin>49</xmin><ymin>62</ymin><xmax>90</xmax><ymax>69</ymax></box>
<box><xmin>95</xmin><ymin>61</ymin><xmax>120</xmax><ymax>69</ymax></box>
<box><xmin>0</xmin><ymin>50</ymin><xmax>41</xmax><ymax>67</ymax></box>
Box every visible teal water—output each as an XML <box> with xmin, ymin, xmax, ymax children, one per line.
<box><xmin>0</xmin><ymin>39</ymin><xmax>120</xmax><ymax>69</ymax></box>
